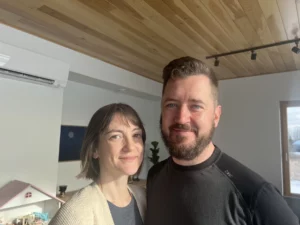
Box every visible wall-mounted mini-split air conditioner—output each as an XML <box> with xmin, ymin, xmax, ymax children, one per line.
<box><xmin>0</xmin><ymin>41</ymin><xmax>69</xmax><ymax>87</ymax></box>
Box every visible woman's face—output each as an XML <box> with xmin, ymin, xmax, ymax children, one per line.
<box><xmin>94</xmin><ymin>113</ymin><xmax>144</xmax><ymax>177</ymax></box>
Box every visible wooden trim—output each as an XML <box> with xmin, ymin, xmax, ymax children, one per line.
<box><xmin>280</xmin><ymin>101</ymin><xmax>290</xmax><ymax>196</ymax></box>
<box><xmin>282</xmin><ymin>101</ymin><xmax>300</xmax><ymax>107</ymax></box>
<box><xmin>280</xmin><ymin>100</ymin><xmax>300</xmax><ymax>196</ymax></box>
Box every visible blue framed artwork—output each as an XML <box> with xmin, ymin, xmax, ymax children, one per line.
<box><xmin>59</xmin><ymin>125</ymin><xmax>87</xmax><ymax>162</ymax></box>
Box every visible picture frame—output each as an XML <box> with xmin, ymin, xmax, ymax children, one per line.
<box><xmin>58</xmin><ymin>125</ymin><xmax>87</xmax><ymax>162</ymax></box>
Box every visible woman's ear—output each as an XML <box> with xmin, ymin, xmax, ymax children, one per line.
<box><xmin>93</xmin><ymin>150</ymin><xmax>99</xmax><ymax>159</ymax></box>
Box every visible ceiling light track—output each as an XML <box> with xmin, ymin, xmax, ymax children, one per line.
<box><xmin>206</xmin><ymin>37</ymin><xmax>300</xmax><ymax>66</ymax></box>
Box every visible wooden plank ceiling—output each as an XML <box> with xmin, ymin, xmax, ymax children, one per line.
<box><xmin>0</xmin><ymin>0</ymin><xmax>300</xmax><ymax>82</ymax></box>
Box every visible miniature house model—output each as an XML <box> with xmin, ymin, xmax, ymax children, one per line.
<box><xmin>0</xmin><ymin>180</ymin><xmax>64</xmax><ymax>223</ymax></box>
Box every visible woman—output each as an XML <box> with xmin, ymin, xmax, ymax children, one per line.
<box><xmin>50</xmin><ymin>103</ymin><xmax>146</xmax><ymax>225</ymax></box>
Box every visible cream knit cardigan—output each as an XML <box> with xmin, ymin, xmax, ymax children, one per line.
<box><xmin>49</xmin><ymin>182</ymin><xmax>146</xmax><ymax>225</ymax></box>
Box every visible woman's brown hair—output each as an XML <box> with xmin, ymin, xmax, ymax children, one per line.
<box><xmin>77</xmin><ymin>103</ymin><xmax>146</xmax><ymax>181</ymax></box>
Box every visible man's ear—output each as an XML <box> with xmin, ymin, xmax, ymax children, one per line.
<box><xmin>214</xmin><ymin>105</ymin><xmax>222</xmax><ymax>128</ymax></box>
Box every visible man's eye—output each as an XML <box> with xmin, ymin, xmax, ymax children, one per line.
<box><xmin>166</xmin><ymin>103</ymin><xmax>177</xmax><ymax>108</ymax></box>
<box><xmin>191</xmin><ymin>105</ymin><xmax>201</xmax><ymax>110</ymax></box>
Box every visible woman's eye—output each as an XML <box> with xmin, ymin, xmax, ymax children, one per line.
<box><xmin>133</xmin><ymin>133</ymin><xmax>142</xmax><ymax>139</ymax></box>
<box><xmin>110</xmin><ymin>134</ymin><xmax>122</xmax><ymax>140</ymax></box>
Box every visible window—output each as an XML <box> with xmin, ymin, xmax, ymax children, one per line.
<box><xmin>280</xmin><ymin>101</ymin><xmax>300</xmax><ymax>196</ymax></box>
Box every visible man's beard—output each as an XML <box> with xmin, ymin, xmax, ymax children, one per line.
<box><xmin>160</xmin><ymin>122</ymin><xmax>215</xmax><ymax>161</ymax></box>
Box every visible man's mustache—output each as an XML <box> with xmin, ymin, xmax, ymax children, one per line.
<box><xmin>169</xmin><ymin>124</ymin><xmax>198</xmax><ymax>133</ymax></box>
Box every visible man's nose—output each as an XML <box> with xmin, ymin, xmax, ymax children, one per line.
<box><xmin>174</xmin><ymin>105</ymin><xmax>191</xmax><ymax>124</ymax></box>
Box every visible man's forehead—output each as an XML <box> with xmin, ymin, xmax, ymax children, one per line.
<box><xmin>162</xmin><ymin>78</ymin><xmax>215</xmax><ymax>104</ymax></box>
<box><xmin>166</xmin><ymin>75</ymin><xmax>211</xmax><ymax>88</ymax></box>
<box><xmin>163</xmin><ymin>79</ymin><xmax>211</xmax><ymax>95</ymax></box>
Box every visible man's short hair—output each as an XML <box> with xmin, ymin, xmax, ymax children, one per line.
<box><xmin>162</xmin><ymin>56</ymin><xmax>219</xmax><ymax>103</ymax></box>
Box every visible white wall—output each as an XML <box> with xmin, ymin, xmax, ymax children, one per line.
<box><xmin>0</xmin><ymin>78</ymin><xmax>63</xmax><ymax>194</ymax></box>
<box><xmin>58</xmin><ymin>81</ymin><xmax>167</xmax><ymax>191</ymax></box>
<box><xmin>0</xmin><ymin>24</ymin><xmax>162</xmax><ymax>99</ymax></box>
<box><xmin>214</xmin><ymin>71</ymin><xmax>300</xmax><ymax>191</ymax></box>
<box><xmin>0</xmin><ymin>28</ymin><xmax>70</xmax><ymax>222</ymax></box>
<box><xmin>0</xmin><ymin>77</ymin><xmax>63</xmax><ymax>202</ymax></box>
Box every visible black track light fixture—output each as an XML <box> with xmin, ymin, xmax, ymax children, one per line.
<box><xmin>206</xmin><ymin>37</ymin><xmax>300</xmax><ymax>62</ymax></box>
<box><xmin>251</xmin><ymin>50</ymin><xmax>257</xmax><ymax>60</ymax></box>
<box><xmin>292</xmin><ymin>41</ymin><xmax>300</xmax><ymax>54</ymax></box>
<box><xmin>214</xmin><ymin>58</ymin><xmax>219</xmax><ymax>67</ymax></box>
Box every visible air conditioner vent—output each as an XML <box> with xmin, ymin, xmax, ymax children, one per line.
<box><xmin>0</xmin><ymin>67</ymin><xmax>55</xmax><ymax>86</ymax></box>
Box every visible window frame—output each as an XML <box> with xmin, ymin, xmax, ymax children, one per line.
<box><xmin>280</xmin><ymin>100</ymin><xmax>300</xmax><ymax>196</ymax></box>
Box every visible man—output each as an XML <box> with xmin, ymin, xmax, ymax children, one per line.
<box><xmin>145</xmin><ymin>57</ymin><xmax>298</xmax><ymax>225</ymax></box>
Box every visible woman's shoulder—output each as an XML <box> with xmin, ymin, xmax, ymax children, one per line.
<box><xmin>71</xmin><ymin>183</ymin><xmax>101</xmax><ymax>200</ymax></box>
<box><xmin>49</xmin><ymin>183</ymin><xmax>103</xmax><ymax>225</ymax></box>
<box><xmin>59</xmin><ymin>183</ymin><xmax>97</xmax><ymax>206</ymax></box>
